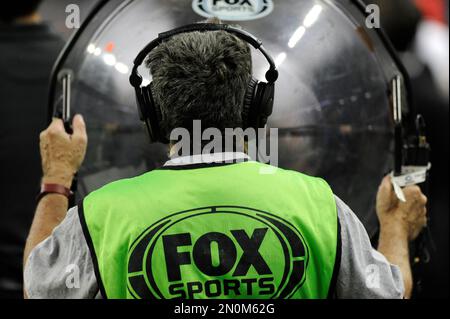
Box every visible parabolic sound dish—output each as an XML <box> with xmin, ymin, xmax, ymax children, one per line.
<box><xmin>49</xmin><ymin>0</ymin><xmax>411</xmax><ymax>235</ymax></box>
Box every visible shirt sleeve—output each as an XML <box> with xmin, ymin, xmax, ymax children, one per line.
<box><xmin>334</xmin><ymin>196</ymin><xmax>405</xmax><ymax>299</ymax></box>
<box><xmin>24</xmin><ymin>206</ymin><xmax>100</xmax><ymax>299</ymax></box>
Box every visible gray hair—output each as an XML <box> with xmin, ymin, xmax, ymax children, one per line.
<box><xmin>145</xmin><ymin>23</ymin><xmax>252</xmax><ymax>140</ymax></box>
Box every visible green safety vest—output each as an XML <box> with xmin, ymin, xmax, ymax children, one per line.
<box><xmin>79</xmin><ymin>161</ymin><xmax>339</xmax><ymax>299</ymax></box>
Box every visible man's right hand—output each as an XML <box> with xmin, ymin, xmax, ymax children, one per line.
<box><xmin>40</xmin><ymin>115</ymin><xmax>88</xmax><ymax>189</ymax></box>
<box><xmin>376</xmin><ymin>175</ymin><xmax>428</xmax><ymax>241</ymax></box>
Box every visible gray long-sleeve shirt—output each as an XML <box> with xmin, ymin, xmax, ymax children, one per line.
<box><xmin>24</xmin><ymin>153</ymin><xmax>404</xmax><ymax>299</ymax></box>
<box><xmin>24</xmin><ymin>196</ymin><xmax>404</xmax><ymax>299</ymax></box>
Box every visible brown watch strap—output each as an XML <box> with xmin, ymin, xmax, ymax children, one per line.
<box><xmin>37</xmin><ymin>183</ymin><xmax>73</xmax><ymax>202</ymax></box>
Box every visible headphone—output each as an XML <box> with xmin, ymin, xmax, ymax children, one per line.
<box><xmin>129</xmin><ymin>23</ymin><xmax>279</xmax><ymax>144</ymax></box>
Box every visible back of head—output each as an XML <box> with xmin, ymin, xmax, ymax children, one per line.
<box><xmin>145</xmin><ymin>19</ymin><xmax>252</xmax><ymax>139</ymax></box>
<box><xmin>0</xmin><ymin>0</ymin><xmax>42</xmax><ymax>24</ymax></box>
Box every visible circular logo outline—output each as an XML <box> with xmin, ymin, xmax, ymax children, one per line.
<box><xmin>192</xmin><ymin>0</ymin><xmax>275</xmax><ymax>22</ymax></box>
<box><xmin>127</xmin><ymin>206</ymin><xmax>309</xmax><ymax>299</ymax></box>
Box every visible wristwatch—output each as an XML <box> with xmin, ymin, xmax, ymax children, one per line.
<box><xmin>36</xmin><ymin>183</ymin><xmax>73</xmax><ymax>203</ymax></box>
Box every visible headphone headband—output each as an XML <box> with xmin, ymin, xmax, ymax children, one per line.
<box><xmin>130</xmin><ymin>23</ymin><xmax>279</xmax><ymax>87</ymax></box>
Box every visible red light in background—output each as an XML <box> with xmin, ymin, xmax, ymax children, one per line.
<box><xmin>415</xmin><ymin>0</ymin><xmax>447</xmax><ymax>25</ymax></box>
<box><xmin>105</xmin><ymin>42</ymin><xmax>115</xmax><ymax>53</ymax></box>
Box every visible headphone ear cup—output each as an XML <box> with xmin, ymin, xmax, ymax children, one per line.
<box><xmin>148</xmin><ymin>83</ymin><xmax>163</xmax><ymax>124</ymax></box>
<box><xmin>247</xmin><ymin>81</ymin><xmax>275</xmax><ymax>130</ymax></box>
<box><xmin>243</xmin><ymin>78</ymin><xmax>259</xmax><ymax>129</ymax></box>
<box><xmin>258</xmin><ymin>82</ymin><xmax>275</xmax><ymax>127</ymax></box>
<box><xmin>140</xmin><ymin>83</ymin><xmax>166</xmax><ymax>143</ymax></box>
<box><xmin>134</xmin><ymin>86</ymin><xmax>147</xmax><ymax>122</ymax></box>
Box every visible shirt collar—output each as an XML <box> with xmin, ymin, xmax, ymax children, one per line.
<box><xmin>163</xmin><ymin>152</ymin><xmax>250</xmax><ymax>167</ymax></box>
